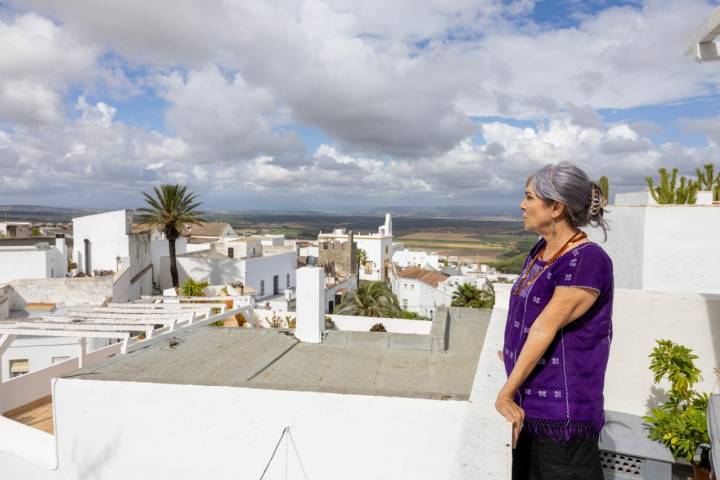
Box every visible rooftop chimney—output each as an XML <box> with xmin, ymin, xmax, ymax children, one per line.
<box><xmin>295</xmin><ymin>267</ymin><xmax>325</xmax><ymax>343</ymax></box>
<box><xmin>55</xmin><ymin>234</ymin><xmax>67</xmax><ymax>258</ymax></box>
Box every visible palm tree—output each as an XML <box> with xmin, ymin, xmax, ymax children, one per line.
<box><xmin>336</xmin><ymin>281</ymin><xmax>402</xmax><ymax>318</ymax></box>
<box><xmin>137</xmin><ymin>184</ymin><xmax>204</xmax><ymax>288</ymax></box>
<box><xmin>356</xmin><ymin>248</ymin><xmax>368</xmax><ymax>278</ymax></box>
<box><xmin>451</xmin><ymin>283</ymin><xmax>495</xmax><ymax>309</ymax></box>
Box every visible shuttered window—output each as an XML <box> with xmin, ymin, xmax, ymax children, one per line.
<box><xmin>9</xmin><ymin>359</ymin><xmax>29</xmax><ymax>377</ymax></box>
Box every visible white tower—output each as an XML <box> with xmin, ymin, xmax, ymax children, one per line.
<box><xmin>380</xmin><ymin>213</ymin><xmax>392</xmax><ymax>236</ymax></box>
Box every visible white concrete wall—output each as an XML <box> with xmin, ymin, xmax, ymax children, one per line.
<box><xmin>6</xmin><ymin>277</ymin><xmax>113</xmax><ymax>308</ymax></box>
<box><xmin>185</xmin><ymin>242</ymin><xmax>211</xmax><ymax>253</ymax></box>
<box><xmin>605</xmin><ymin>289</ymin><xmax>720</xmax><ymax>416</ymax></box>
<box><xmin>72</xmin><ymin>210</ymin><xmax>132</xmax><ymax>274</ymax></box>
<box><xmin>329</xmin><ymin>315</ymin><xmax>432</xmax><ymax>334</ymax></box>
<box><xmin>45</xmin><ymin>379</ymin><xmax>469</xmax><ymax>480</ymax></box>
<box><xmin>160</xmin><ymin>256</ymin><xmax>243</xmax><ymax>290</ymax></box>
<box><xmin>0</xmin><ymin>247</ymin><xmax>66</xmax><ymax>284</ymax></box>
<box><xmin>452</xmin><ymin>283</ymin><xmax>512</xmax><ymax>479</ymax></box>
<box><xmin>242</xmin><ymin>251</ymin><xmax>297</xmax><ymax>298</ymax></box>
<box><xmin>2</xmin><ymin>336</ymin><xmax>79</xmax><ymax>384</ymax></box>
<box><xmin>110</xmin><ymin>263</ymin><xmax>151</xmax><ymax>303</ymax></box>
<box><xmin>150</xmin><ymin>237</ymin><xmax>187</xmax><ymax>285</ymax></box>
<box><xmin>0</xmin><ymin>341</ymin><xmax>121</xmax><ymax>413</ymax></box>
<box><xmin>586</xmin><ymin>204</ymin><xmax>720</xmax><ymax>294</ymax></box>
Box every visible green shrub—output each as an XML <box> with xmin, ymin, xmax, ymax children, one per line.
<box><xmin>643</xmin><ymin>340</ymin><xmax>710</xmax><ymax>463</ymax></box>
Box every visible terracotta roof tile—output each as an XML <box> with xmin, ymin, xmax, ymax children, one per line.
<box><xmin>396</xmin><ymin>266</ymin><xmax>449</xmax><ymax>288</ymax></box>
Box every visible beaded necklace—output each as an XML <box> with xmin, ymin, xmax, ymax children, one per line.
<box><xmin>511</xmin><ymin>230</ymin><xmax>587</xmax><ymax>296</ymax></box>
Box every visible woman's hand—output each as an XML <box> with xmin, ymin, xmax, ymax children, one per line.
<box><xmin>495</xmin><ymin>391</ymin><xmax>524</xmax><ymax>448</ymax></box>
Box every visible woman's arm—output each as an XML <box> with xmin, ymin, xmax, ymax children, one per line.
<box><xmin>495</xmin><ymin>286</ymin><xmax>599</xmax><ymax>445</ymax></box>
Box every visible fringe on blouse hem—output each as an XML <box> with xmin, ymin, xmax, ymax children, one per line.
<box><xmin>522</xmin><ymin>415</ymin><xmax>605</xmax><ymax>442</ymax></box>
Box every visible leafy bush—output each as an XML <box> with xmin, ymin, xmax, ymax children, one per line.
<box><xmin>180</xmin><ymin>278</ymin><xmax>209</xmax><ymax>297</ymax></box>
<box><xmin>643</xmin><ymin>340</ymin><xmax>710</xmax><ymax>463</ymax></box>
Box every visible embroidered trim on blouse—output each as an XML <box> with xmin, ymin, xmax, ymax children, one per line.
<box><xmin>523</xmin><ymin>414</ymin><xmax>605</xmax><ymax>441</ymax></box>
<box><xmin>555</xmin><ymin>285</ymin><xmax>601</xmax><ymax>294</ymax></box>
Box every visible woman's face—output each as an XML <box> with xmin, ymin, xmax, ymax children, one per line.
<box><xmin>520</xmin><ymin>181</ymin><xmax>555</xmax><ymax>233</ymax></box>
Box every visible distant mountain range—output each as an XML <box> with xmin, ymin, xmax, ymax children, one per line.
<box><xmin>0</xmin><ymin>204</ymin><xmax>520</xmax><ymax>222</ymax></box>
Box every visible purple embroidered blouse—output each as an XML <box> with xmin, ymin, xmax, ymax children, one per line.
<box><xmin>503</xmin><ymin>239</ymin><xmax>614</xmax><ymax>441</ymax></box>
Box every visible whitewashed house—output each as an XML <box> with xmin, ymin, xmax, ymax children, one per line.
<box><xmin>392</xmin><ymin>266</ymin><xmax>451</xmax><ymax>318</ymax></box>
<box><xmin>0</xmin><ymin>235</ymin><xmax>68</xmax><ymax>284</ymax></box>
<box><xmin>72</xmin><ymin>210</ymin><xmax>153</xmax><ymax>301</ymax></box>
<box><xmin>319</xmin><ymin>214</ymin><xmax>393</xmax><ymax>282</ymax></box>
<box><xmin>392</xmin><ymin>248</ymin><xmax>443</xmax><ymax>270</ymax></box>
<box><xmin>159</xmin><ymin>239</ymin><xmax>297</xmax><ymax>300</ymax></box>
<box><xmin>0</xmin><ymin>222</ymin><xmax>32</xmax><ymax>237</ymax></box>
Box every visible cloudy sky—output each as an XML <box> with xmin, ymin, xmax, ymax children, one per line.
<box><xmin>2</xmin><ymin>0</ymin><xmax>720</xmax><ymax>213</ymax></box>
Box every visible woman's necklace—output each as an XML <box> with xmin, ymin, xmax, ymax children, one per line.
<box><xmin>511</xmin><ymin>230</ymin><xmax>587</xmax><ymax>296</ymax></box>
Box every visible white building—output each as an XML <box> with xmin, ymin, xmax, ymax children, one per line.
<box><xmin>319</xmin><ymin>214</ymin><xmax>393</xmax><ymax>282</ymax></box>
<box><xmin>392</xmin><ymin>248</ymin><xmax>443</xmax><ymax>271</ymax></box>
<box><xmin>160</xmin><ymin>242</ymin><xmax>297</xmax><ymax>300</ymax></box>
<box><xmin>184</xmin><ymin>221</ymin><xmax>237</xmax><ymax>243</ymax></box>
<box><xmin>392</xmin><ymin>266</ymin><xmax>451</xmax><ymax>318</ymax></box>
<box><xmin>0</xmin><ymin>236</ymin><xmax>68</xmax><ymax>284</ymax></box>
<box><xmin>72</xmin><ymin>210</ymin><xmax>153</xmax><ymax>300</ymax></box>
<box><xmin>0</xmin><ymin>222</ymin><xmax>32</xmax><ymax>237</ymax></box>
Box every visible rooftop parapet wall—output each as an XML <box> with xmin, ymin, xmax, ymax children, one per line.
<box><xmin>6</xmin><ymin>277</ymin><xmax>113</xmax><ymax>308</ymax></box>
<box><xmin>605</xmin><ymin>288</ymin><xmax>720</xmax><ymax>417</ymax></box>
<box><xmin>586</xmin><ymin>195</ymin><xmax>720</xmax><ymax>294</ymax></box>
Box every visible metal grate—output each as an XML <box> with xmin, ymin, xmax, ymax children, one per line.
<box><xmin>601</xmin><ymin>451</ymin><xmax>643</xmax><ymax>477</ymax></box>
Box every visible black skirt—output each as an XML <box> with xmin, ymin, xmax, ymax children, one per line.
<box><xmin>512</xmin><ymin>429</ymin><xmax>604</xmax><ymax>480</ymax></box>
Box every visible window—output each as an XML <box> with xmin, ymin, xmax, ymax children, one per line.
<box><xmin>385</xmin><ymin>246</ymin><xmax>389</xmax><ymax>254</ymax></box>
<box><xmin>52</xmin><ymin>356</ymin><xmax>70</xmax><ymax>365</ymax></box>
<box><xmin>286</xmin><ymin>273</ymin><xmax>290</xmax><ymax>288</ymax></box>
<box><xmin>260</xmin><ymin>280</ymin><xmax>265</xmax><ymax>296</ymax></box>
<box><xmin>403</xmin><ymin>299</ymin><xmax>408</xmax><ymax>309</ymax></box>
<box><xmin>9</xmin><ymin>359</ymin><xmax>29</xmax><ymax>378</ymax></box>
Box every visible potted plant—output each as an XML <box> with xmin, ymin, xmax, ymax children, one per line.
<box><xmin>643</xmin><ymin>340</ymin><xmax>711</xmax><ymax>480</ymax></box>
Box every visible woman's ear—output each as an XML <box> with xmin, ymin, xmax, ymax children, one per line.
<box><xmin>551</xmin><ymin>201</ymin><xmax>566</xmax><ymax>219</ymax></box>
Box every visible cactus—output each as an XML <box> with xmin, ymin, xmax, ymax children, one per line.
<box><xmin>646</xmin><ymin>168</ymin><xmax>677</xmax><ymax>204</ymax></box>
<box><xmin>598</xmin><ymin>176</ymin><xmax>610</xmax><ymax>201</ymax></box>
<box><xmin>675</xmin><ymin>177</ymin><xmax>699</xmax><ymax>205</ymax></box>
<box><xmin>696</xmin><ymin>163</ymin><xmax>719</xmax><ymax>191</ymax></box>
<box><xmin>646</xmin><ymin>168</ymin><xmax>698</xmax><ymax>205</ymax></box>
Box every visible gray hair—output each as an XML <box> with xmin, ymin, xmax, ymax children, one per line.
<box><xmin>526</xmin><ymin>162</ymin><xmax>609</xmax><ymax>240</ymax></box>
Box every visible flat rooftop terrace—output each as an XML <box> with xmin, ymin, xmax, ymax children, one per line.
<box><xmin>65</xmin><ymin>308</ymin><xmax>491</xmax><ymax>400</ymax></box>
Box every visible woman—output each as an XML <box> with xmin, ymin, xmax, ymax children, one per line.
<box><xmin>496</xmin><ymin>162</ymin><xmax>613</xmax><ymax>480</ymax></box>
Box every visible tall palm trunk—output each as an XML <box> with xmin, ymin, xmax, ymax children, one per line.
<box><xmin>168</xmin><ymin>236</ymin><xmax>179</xmax><ymax>288</ymax></box>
